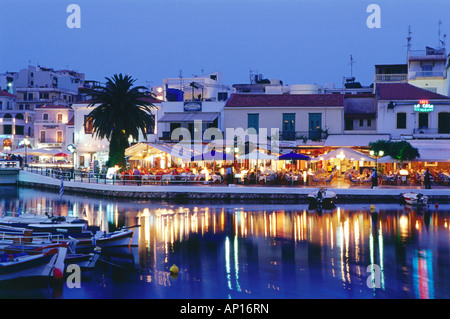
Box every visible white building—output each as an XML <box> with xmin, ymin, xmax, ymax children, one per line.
<box><xmin>376</xmin><ymin>83</ymin><xmax>450</xmax><ymax>140</ymax></box>
<box><xmin>155</xmin><ymin>72</ymin><xmax>233</xmax><ymax>143</ymax></box>
<box><xmin>33</xmin><ymin>105</ymin><xmax>73</xmax><ymax>150</ymax></box>
<box><xmin>71</xmin><ymin>96</ymin><xmax>160</xmax><ymax>169</ymax></box>
<box><xmin>407</xmin><ymin>47</ymin><xmax>448</xmax><ymax>96</ymax></box>
<box><xmin>224</xmin><ymin>93</ymin><xmax>344</xmax><ymax>149</ymax></box>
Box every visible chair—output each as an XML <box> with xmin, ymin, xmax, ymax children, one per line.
<box><xmin>348</xmin><ymin>175</ymin><xmax>360</xmax><ymax>186</ymax></box>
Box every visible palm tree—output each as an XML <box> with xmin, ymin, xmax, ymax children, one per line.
<box><xmin>86</xmin><ymin>73</ymin><xmax>155</xmax><ymax>169</ymax></box>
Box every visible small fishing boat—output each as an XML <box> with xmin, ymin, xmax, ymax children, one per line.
<box><xmin>0</xmin><ymin>213</ymin><xmax>89</xmax><ymax>233</ymax></box>
<box><xmin>67</xmin><ymin>226</ymin><xmax>140</xmax><ymax>252</ymax></box>
<box><xmin>402</xmin><ymin>192</ymin><xmax>428</xmax><ymax>206</ymax></box>
<box><xmin>0</xmin><ymin>244</ymin><xmax>67</xmax><ymax>282</ymax></box>
<box><xmin>64</xmin><ymin>247</ymin><xmax>102</xmax><ymax>270</ymax></box>
<box><xmin>307</xmin><ymin>188</ymin><xmax>337</xmax><ymax>209</ymax></box>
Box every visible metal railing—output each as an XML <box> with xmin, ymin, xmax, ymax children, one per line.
<box><xmin>375</xmin><ymin>74</ymin><xmax>408</xmax><ymax>83</ymax></box>
<box><xmin>25</xmin><ymin>166</ymin><xmax>221</xmax><ymax>186</ymax></box>
<box><xmin>279</xmin><ymin>130</ymin><xmax>327</xmax><ymax>141</ymax></box>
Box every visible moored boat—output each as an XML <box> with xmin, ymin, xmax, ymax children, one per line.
<box><xmin>307</xmin><ymin>188</ymin><xmax>337</xmax><ymax>209</ymax></box>
<box><xmin>0</xmin><ymin>244</ymin><xmax>67</xmax><ymax>282</ymax></box>
<box><xmin>402</xmin><ymin>192</ymin><xmax>428</xmax><ymax>206</ymax></box>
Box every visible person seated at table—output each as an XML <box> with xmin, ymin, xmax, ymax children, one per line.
<box><xmin>171</xmin><ymin>168</ymin><xmax>178</xmax><ymax>175</ymax></box>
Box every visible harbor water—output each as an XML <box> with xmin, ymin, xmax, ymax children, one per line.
<box><xmin>0</xmin><ymin>186</ymin><xmax>449</xmax><ymax>299</ymax></box>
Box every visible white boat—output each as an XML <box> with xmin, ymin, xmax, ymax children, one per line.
<box><xmin>307</xmin><ymin>188</ymin><xmax>337</xmax><ymax>209</ymax></box>
<box><xmin>0</xmin><ymin>244</ymin><xmax>67</xmax><ymax>282</ymax></box>
<box><xmin>402</xmin><ymin>192</ymin><xmax>428</xmax><ymax>206</ymax></box>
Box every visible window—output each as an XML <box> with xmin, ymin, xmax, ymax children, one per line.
<box><xmin>57</xmin><ymin>113</ymin><xmax>63</xmax><ymax>123</ymax></box>
<box><xmin>367</xmin><ymin>119</ymin><xmax>372</xmax><ymax>127</ymax></box>
<box><xmin>421</xmin><ymin>64</ymin><xmax>433</xmax><ymax>72</ymax></box>
<box><xmin>345</xmin><ymin>119</ymin><xmax>354</xmax><ymax>130</ymax></box>
<box><xmin>418</xmin><ymin>113</ymin><xmax>428</xmax><ymax>129</ymax></box>
<box><xmin>84</xmin><ymin>115</ymin><xmax>94</xmax><ymax>134</ymax></box>
<box><xmin>56</xmin><ymin>130</ymin><xmax>63</xmax><ymax>143</ymax></box>
<box><xmin>39</xmin><ymin>92</ymin><xmax>49</xmax><ymax>99</ymax></box>
<box><xmin>0</xmin><ymin>101</ymin><xmax>2</xmax><ymax>110</ymax></box>
<box><xmin>40</xmin><ymin>130</ymin><xmax>46</xmax><ymax>143</ymax></box>
<box><xmin>7</xmin><ymin>102</ymin><xmax>12</xmax><ymax>110</ymax></box>
<box><xmin>396</xmin><ymin>112</ymin><xmax>406</xmax><ymax>129</ymax></box>
<box><xmin>359</xmin><ymin>119</ymin><xmax>364</xmax><ymax>127</ymax></box>
<box><xmin>218</xmin><ymin>92</ymin><xmax>228</xmax><ymax>101</ymax></box>
<box><xmin>248</xmin><ymin>114</ymin><xmax>259</xmax><ymax>134</ymax></box>
<box><xmin>43</xmin><ymin>113</ymin><xmax>49</xmax><ymax>121</ymax></box>
<box><xmin>3</xmin><ymin>125</ymin><xmax>12</xmax><ymax>135</ymax></box>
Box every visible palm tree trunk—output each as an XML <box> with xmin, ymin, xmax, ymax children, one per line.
<box><xmin>108</xmin><ymin>132</ymin><xmax>129</xmax><ymax>169</ymax></box>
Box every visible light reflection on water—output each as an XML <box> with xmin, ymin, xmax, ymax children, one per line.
<box><xmin>0</xmin><ymin>186</ymin><xmax>449</xmax><ymax>299</ymax></box>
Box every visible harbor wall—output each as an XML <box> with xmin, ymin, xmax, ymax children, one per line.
<box><xmin>17</xmin><ymin>171</ymin><xmax>450</xmax><ymax>203</ymax></box>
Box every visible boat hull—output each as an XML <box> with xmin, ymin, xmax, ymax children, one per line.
<box><xmin>0</xmin><ymin>246</ymin><xmax>66</xmax><ymax>282</ymax></box>
<box><xmin>403</xmin><ymin>193</ymin><xmax>428</xmax><ymax>206</ymax></box>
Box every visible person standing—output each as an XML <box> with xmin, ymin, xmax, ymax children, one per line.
<box><xmin>371</xmin><ymin>168</ymin><xmax>377</xmax><ymax>188</ymax></box>
<box><xmin>424</xmin><ymin>168</ymin><xmax>432</xmax><ymax>189</ymax></box>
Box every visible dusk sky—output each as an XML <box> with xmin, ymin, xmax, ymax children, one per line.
<box><xmin>1</xmin><ymin>0</ymin><xmax>449</xmax><ymax>89</ymax></box>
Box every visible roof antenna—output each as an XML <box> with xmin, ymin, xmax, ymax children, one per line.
<box><xmin>349</xmin><ymin>55</ymin><xmax>355</xmax><ymax>78</ymax></box>
<box><xmin>406</xmin><ymin>26</ymin><xmax>412</xmax><ymax>53</ymax></box>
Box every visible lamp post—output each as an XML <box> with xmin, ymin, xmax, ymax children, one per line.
<box><xmin>369</xmin><ymin>150</ymin><xmax>384</xmax><ymax>188</ymax></box>
<box><xmin>23</xmin><ymin>138</ymin><xmax>30</xmax><ymax>167</ymax></box>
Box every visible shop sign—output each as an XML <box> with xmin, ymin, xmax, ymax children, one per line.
<box><xmin>414</xmin><ymin>100</ymin><xmax>434</xmax><ymax>112</ymax></box>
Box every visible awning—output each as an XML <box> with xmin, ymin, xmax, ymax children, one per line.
<box><xmin>311</xmin><ymin>147</ymin><xmax>374</xmax><ymax>162</ymax></box>
<box><xmin>125</xmin><ymin>142</ymin><xmax>194</xmax><ymax>161</ymax></box>
<box><xmin>324</xmin><ymin>134</ymin><xmax>391</xmax><ymax>147</ymax></box>
<box><xmin>158</xmin><ymin>112</ymin><xmax>219</xmax><ymax>123</ymax></box>
<box><xmin>237</xmin><ymin>151</ymin><xmax>278</xmax><ymax>160</ymax></box>
<box><xmin>409</xmin><ymin>140</ymin><xmax>450</xmax><ymax>162</ymax></box>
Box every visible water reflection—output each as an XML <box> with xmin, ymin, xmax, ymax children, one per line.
<box><xmin>1</xmin><ymin>187</ymin><xmax>450</xmax><ymax>298</ymax></box>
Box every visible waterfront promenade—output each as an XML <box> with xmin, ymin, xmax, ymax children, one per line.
<box><xmin>18</xmin><ymin>170</ymin><xmax>450</xmax><ymax>203</ymax></box>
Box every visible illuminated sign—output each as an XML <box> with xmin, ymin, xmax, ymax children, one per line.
<box><xmin>184</xmin><ymin>102</ymin><xmax>202</xmax><ymax>112</ymax></box>
<box><xmin>414</xmin><ymin>100</ymin><xmax>434</xmax><ymax>112</ymax></box>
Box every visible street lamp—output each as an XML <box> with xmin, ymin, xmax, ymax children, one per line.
<box><xmin>23</xmin><ymin>138</ymin><xmax>31</xmax><ymax>167</ymax></box>
<box><xmin>369</xmin><ymin>150</ymin><xmax>384</xmax><ymax>188</ymax></box>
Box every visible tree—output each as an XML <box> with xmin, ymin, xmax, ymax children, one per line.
<box><xmin>369</xmin><ymin>139</ymin><xmax>420</xmax><ymax>163</ymax></box>
<box><xmin>86</xmin><ymin>74</ymin><xmax>155</xmax><ymax>169</ymax></box>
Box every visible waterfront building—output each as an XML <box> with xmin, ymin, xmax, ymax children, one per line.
<box><xmin>8</xmin><ymin>66</ymin><xmax>86</xmax><ymax>150</ymax></box>
<box><xmin>223</xmin><ymin>93</ymin><xmax>344</xmax><ymax>157</ymax></box>
<box><xmin>71</xmin><ymin>95</ymin><xmax>161</xmax><ymax>169</ymax></box>
<box><xmin>33</xmin><ymin>104</ymin><xmax>73</xmax><ymax>150</ymax></box>
<box><xmin>376</xmin><ymin>82</ymin><xmax>450</xmax><ymax>139</ymax></box>
<box><xmin>155</xmin><ymin>71</ymin><xmax>233</xmax><ymax>143</ymax></box>
<box><xmin>407</xmin><ymin>46</ymin><xmax>448</xmax><ymax>96</ymax></box>
<box><xmin>0</xmin><ymin>90</ymin><xmax>28</xmax><ymax>152</ymax></box>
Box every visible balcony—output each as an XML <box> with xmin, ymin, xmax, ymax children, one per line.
<box><xmin>409</xmin><ymin>71</ymin><xmax>447</xmax><ymax>79</ymax></box>
<box><xmin>408</xmin><ymin>48</ymin><xmax>446</xmax><ymax>61</ymax></box>
<box><xmin>34</xmin><ymin>120</ymin><xmax>65</xmax><ymax>124</ymax></box>
<box><xmin>279</xmin><ymin>130</ymin><xmax>327</xmax><ymax>142</ymax></box>
<box><xmin>413</xmin><ymin>128</ymin><xmax>450</xmax><ymax>135</ymax></box>
<box><xmin>375</xmin><ymin>74</ymin><xmax>408</xmax><ymax>83</ymax></box>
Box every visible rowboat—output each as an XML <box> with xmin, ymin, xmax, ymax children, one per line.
<box><xmin>0</xmin><ymin>213</ymin><xmax>89</xmax><ymax>234</ymax></box>
<box><xmin>64</xmin><ymin>247</ymin><xmax>101</xmax><ymax>270</ymax></box>
<box><xmin>0</xmin><ymin>244</ymin><xmax>67</xmax><ymax>282</ymax></box>
<box><xmin>402</xmin><ymin>192</ymin><xmax>428</xmax><ymax>206</ymax></box>
<box><xmin>307</xmin><ymin>188</ymin><xmax>337</xmax><ymax>209</ymax></box>
<box><xmin>69</xmin><ymin>226</ymin><xmax>140</xmax><ymax>252</ymax></box>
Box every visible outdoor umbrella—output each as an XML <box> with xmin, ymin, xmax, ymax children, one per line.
<box><xmin>237</xmin><ymin>151</ymin><xmax>278</xmax><ymax>182</ymax></box>
<box><xmin>190</xmin><ymin>149</ymin><xmax>234</xmax><ymax>175</ymax></box>
<box><xmin>190</xmin><ymin>149</ymin><xmax>234</xmax><ymax>162</ymax></box>
<box><xmin>278</xmin><ymin>152</ymin><xmax>311</xmax><ymax>185</ymax></box>
<box><xmin>278</xmin><ymin>152</ymin><xmax>311</xmax><ymax>161</ymax></box>
<box><xmin>54</xmin><ymin>152</ymin><xmax>70</xmax><ymax>157</ymax></box>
